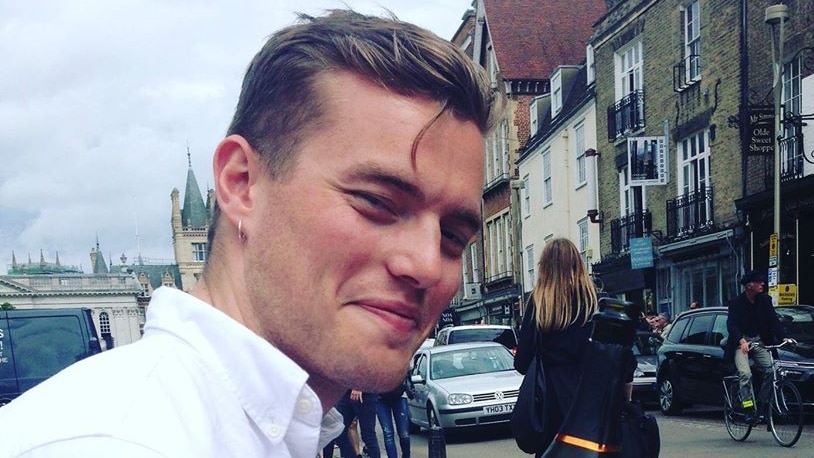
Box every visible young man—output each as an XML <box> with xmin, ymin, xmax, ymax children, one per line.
<box><xmin>726</xmin><ymin>270</ymin><xmax>794</xmax><ymax>424</ymax></box>
<box><xmin>0</xmin><ymin>10</ymin><xmax>499</xmax><ymax>458</ymax></box>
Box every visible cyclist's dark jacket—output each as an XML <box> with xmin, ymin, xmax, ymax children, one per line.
<box><xmin>725</xmin><ymin>292</ymin><xmax>785</xmax><ymax>363</ymax></box>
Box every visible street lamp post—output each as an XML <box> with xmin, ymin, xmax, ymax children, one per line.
<box><xmin>765</xmin><ymin>3</ymin><xmax>788</xmax><ymax>293</ymax></box>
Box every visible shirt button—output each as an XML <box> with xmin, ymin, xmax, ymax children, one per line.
<box><xmin>269</xmin><ymin>423</ymin><xmax>281</xmax><ymax>438</ymax></box>
<box><xmin>297</xmin><ymin>398</ymin><xmax>313</xmax><ymax>414</ymax></box>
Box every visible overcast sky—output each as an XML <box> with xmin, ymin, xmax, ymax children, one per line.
<box><xmin>0</xmin><ymin>0</ymin><xmax>473</xmax><ymax>273</ymax></box>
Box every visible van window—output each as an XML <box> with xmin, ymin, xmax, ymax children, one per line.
<box><xmin>9</xmin><ymin>315</ymin><xmax>87</xmax><ymax>392</ymax></box>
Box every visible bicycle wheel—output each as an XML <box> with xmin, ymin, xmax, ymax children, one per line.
<box><xmin>769</xmin><ymin>381</ymin><xmax>803</xmax><ymax>447</ymax></box>
<box><xmin>724</xmin><ymin>379</ymin><xmax>752</xmax><ymax>441</ymax></box>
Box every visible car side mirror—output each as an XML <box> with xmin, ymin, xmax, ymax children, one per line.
<box><xmin>719</xmin><ymin>337</ymin><xmax>728</xmax><ymax>350</ymax></box>
<box><xmin>411</xmin><ymin>374</ymin><xmax>425</xmax><ymax>385</ymax></box>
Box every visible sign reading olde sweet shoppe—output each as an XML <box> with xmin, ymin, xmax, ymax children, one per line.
<box><xmin>747</xmin><ymin>104</ymin><xmax>775</xmax><ymax>156</ymax></box>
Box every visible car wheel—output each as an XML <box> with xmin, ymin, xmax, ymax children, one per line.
<box><xmin>658</xmin><ymin>373</ymin><xmax>683</xmax><ymax>415</ymax></box>
<box><xmin>426</xmin><ymin>403</ymin><xmax>440</xmax><ymax>428</ymax></box>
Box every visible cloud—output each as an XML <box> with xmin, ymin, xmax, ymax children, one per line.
<box><xmin>0</xmin><ymin>0</ymin><xmax>470</xmax><ymax>271</ymax></box>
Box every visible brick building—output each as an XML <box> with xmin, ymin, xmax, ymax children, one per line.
<box><xmin>451</xmin><ymin>0</ymin><xmax>605</xmax><ymax>325</ymax></box>
<box><xmin>589</xmin><ymin>0</ymin><xmax>814</xmax><ymax>315</ymax></box>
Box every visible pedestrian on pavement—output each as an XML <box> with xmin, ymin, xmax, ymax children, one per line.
<box><xmin>332</xmin><ymin>390</ymin><xmax>380</xmax><ymax>458</ymax></box>
<box><xmin>514</xmin><ymin>238</ymin><xmax>635</xmax><ymax>456</ymax></box>
<box><xmin>0</xmin><ymin>10</ymin><xmax>499</xmax><ymax>458</ymax></box>
<box><xmin>377</xmin><ymin>372</ymin><xmax>414</xmax><ymax>458</ymax></box>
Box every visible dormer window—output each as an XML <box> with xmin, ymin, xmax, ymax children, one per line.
<box><xmin>551</xmin><ymin>71</ymin><xmax>563</xmax><ymax>117</ymax></box>
<box><xmin>586</xmin><ymin>44</ymin><xmax>595</xmax><ymax>85</ymax></box>
<box><xmin>529</xmin><ymin>98</ymin><xmax>539</xmax><ymax>137</ymax></box>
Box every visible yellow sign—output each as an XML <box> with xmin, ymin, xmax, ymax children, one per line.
<box><xmin>769</xmin><ymin>233</ymin><xmax>778</xmax><ymax>267</ymax></box>
<box><xmin>773</xmin><ymin>284</ymin><xmax>797</xmax><ymax>306</ymax></box>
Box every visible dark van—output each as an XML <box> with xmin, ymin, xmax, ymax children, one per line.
<box><xmin>0</xmin><ymin>308</ymin><xmax>102</xmax><ymax>406</ymax></box>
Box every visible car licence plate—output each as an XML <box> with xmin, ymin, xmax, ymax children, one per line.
<box><xmin>483</xmin><ymin>403</ymin><xmax>514</xmax><ymax>415</ymax></box>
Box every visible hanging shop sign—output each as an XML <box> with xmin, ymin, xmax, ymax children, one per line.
<box><xmin>747</xmin><ymin>105</ymin><xmax>775</xmax><ymax>156</ymax></box>
<box><xmin>627</xmin><ymin>137</ymin><xmax>668</xmax><ymax>185</ymax></box>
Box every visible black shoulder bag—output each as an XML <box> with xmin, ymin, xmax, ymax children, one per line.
<box><xmin>510</xmin><ymin>325</ymin><xmax>547</xmax><ymax>454</ymax></box>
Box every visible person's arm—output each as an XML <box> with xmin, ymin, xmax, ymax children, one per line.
<box><xmin>514</xmin><ymin>300</ymin><xmax>536</xmax><ymax>374</ymax></box>
<box><xmin>727</xmin><ymin>297</ymin><xmax>748</xmax><ymax>354</ymax></box>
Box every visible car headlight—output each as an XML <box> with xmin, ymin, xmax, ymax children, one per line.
<box><xmin>634</xmin><ymin>367</ymin><xmax>644</xmax><ymax>377</ymax></box>
<box><xmin>447</xmin><ymin>393</ymin><xmax>473</xmax><ymax>405</ymax></box>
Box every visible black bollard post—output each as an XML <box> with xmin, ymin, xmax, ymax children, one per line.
<box><xmin>428</xmin><ymin>425</ymin><xmax>447</xmax><ymax>458</ymax></box>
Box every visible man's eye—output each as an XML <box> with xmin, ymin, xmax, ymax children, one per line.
<box><xmin>352</xmin><ymin>192</ymin><xmax>398</xmax><ymax>222</ymax></box>
<box><xmin>441</xmin><ymin>228</ymin><xmax>469</xmax><ymax>258</ymax></box>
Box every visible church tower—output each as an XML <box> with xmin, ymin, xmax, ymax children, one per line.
<box><xmin>171</xmin><ymin>150</ymin><xmax>211</xmax><ymax>292</ymax></box>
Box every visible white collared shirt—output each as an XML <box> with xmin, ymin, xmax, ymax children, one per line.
<box><xmin>0</xmin><ymin>287</ymin><xmax>338</xmax><ymax>458</ymax></box>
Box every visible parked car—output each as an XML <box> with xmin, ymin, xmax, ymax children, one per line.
<box><xmin>632</xmin><ymin>331</ymin><xmax>662</xmax><ymax>403</ymax></box>
<box><xmin>407</xmin><ymin>342</ymin><xmax>523</xmax><ymax>430</ymax></box>
<box><xmin>656</xmin><ymin>304</ymin><xmax>814</xmax><ymax>415</ymax></box>
<box><xmin>0</xmin><ymin>308</ymin><xmax>103</xmax><ymax>406</ymax></box>
<box><xmin>433</xmin><ymin>324</ymin><xmax>518</xmax><ymax>354</ymax></box>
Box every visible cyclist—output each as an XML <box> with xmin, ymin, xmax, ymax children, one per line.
<box><xmin>726</xmin><ymin>270</ymin><xmax>795</xmax><ymax>424</ymax></box>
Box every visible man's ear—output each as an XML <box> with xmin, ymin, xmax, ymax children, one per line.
<box><xmin>212</xmin><ymin>135</ymin><xmax>260</xmax><ymax>227</ymax></box>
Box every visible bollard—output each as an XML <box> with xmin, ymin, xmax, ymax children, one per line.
<box><xmin>428</xmin><ymin>425</ymin><xmax>447</xmax><ymax>458</ymax></box>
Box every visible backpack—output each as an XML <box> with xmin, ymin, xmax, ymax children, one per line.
<box><xmin>620</xmin><ymin>400</ymin><xmax>660</xmax><ymax>458</ymax></box>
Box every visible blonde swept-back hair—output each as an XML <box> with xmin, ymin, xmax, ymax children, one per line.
<box><xmin>530</xmin><ymin>238</ymin><xmax>598</xmax><ymax>332</ymax></box>
<box><xmin>206</xmin><ymin>9</ymin><xmax>502</xmax><ymax>257</ymax></box>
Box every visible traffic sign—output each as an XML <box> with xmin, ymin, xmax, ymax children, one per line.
<box><xmin>777</xmin><ymin>284</ymin><xmax>797</xmax><ymax>305</ymax></box>
<box><xmin>769</xmin><ymin>233</ymin><xmax>778</xmax><ymax>267</ymax></box>
<box><xmin>768</xmin><ymin>267</ymin><xmax>778</xmax><ymax>287</ymax></box>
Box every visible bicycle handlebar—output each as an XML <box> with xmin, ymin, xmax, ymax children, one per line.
<box><xmin>747</xmin><ymin>339</ymin><xmax>796</xmax><ymax>351</ymax></box>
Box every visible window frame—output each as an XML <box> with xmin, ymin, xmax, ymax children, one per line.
<box><xmin>542</xmin><ymin>148</ymin><xmax>553</xmax><ymax>206</ymax></box>
<box><xmin>683</xmin><ymin>1</ymin><xmax>701</xmax><ymax>82</ymax></box>
<box><xmin>615</xmin><ymin>40</ymin><xmax>643</xmax><ymax>99</ymax></box>
<box><xmin>574</xmin><ymin>121</ymin><xmax>587</xmax><ymax>186</ymax></box>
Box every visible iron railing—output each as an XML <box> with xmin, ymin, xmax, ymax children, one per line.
<box><xmin>610</xmin><ymin>210</ymin><xmax>652</xmax><ymax>254</ymax></box>
<box><xmin>666</xmin><ymin>187</ymin><xmax>714</xmax><ymax>240</ymax></box>
<box><xmin>763</xmin><ymin>134</ymin><xmax>805</xmax><ymax>189</ymax></box>
<box><xmin>673</xmin><ymin>54</ymin><xmax>702</xmax><ymax>91</ymax></box>
<box><xmin>607</xmin><ymin>90</ymin><xmax>645</xmax><ymax>141</ymax></box>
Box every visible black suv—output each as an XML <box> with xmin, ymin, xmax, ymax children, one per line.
<box><xmin>656</xmin><ymin>304</ymin><xmax>814</xmax><ymax>415</ymax></box>
<box><xmin>0</xmin><ymin>308</ymin><xmax>102</xmax><ymax>406</ymax></box>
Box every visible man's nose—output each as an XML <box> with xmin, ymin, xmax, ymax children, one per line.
<box><xmin>386</xmin><ymin>219</ymin><xmax>444</xmax><ymax>288</ymax></box>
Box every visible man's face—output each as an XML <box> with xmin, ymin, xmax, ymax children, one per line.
<box><xmin>746</xmin><ymin>280</ymin><xmax>765</xmax><ymax>294</ymax></box>
<box><xmin>243</xmin><ymin>71</ymin><xmax>484</xmax><ymax>394</ymax></box>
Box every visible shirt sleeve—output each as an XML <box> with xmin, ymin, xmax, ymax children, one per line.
<box><xmin>726</xmin><ymin>297</ymin><xmax>743</xmax><ymax>344</ymax></box>
<box><xmin>13</xmin><ymin>437</ymin><xmax>168</xmax><ymax>458</ymax></box>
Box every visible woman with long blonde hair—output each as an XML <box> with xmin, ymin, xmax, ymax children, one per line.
<box><xmin>513</xmin><ymin>238</ymin><xmax>599</xmax><ymax>454</ymax></box>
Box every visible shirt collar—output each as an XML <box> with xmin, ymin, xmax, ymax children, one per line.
<box><xmin>144</xmin><ymin>287</ymin><xmax>325</xmax><ymax>447</ymax></box>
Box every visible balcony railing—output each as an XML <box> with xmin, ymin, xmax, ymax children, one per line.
<box><xmin>607</xmin><ymin>90</ymin><xmax>645</xmax><ymax>141</ymax></box>
<box><xmin>673</xmin><ymin>54</ymin><xmax>702</xmax><ymax>91</ymax></box>
<box><xmin>763</xmin><ymin>134</ymin><xmax>805</xmax><ymax>189</ymax></box>
<box><xmin>610</xmin><ymin>210</ymin><xmax>652</xmax><ymax>254</ymax></box>
<box><xmin>666</xmin><ymin>186</ymin><xmax>714</xmax><ymax>241</ymax></box>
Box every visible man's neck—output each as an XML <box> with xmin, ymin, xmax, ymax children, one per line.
<box><xmin>745</xmin><ymin>290</ymin><xmax>758</xmax><ymax>303</ymax></box>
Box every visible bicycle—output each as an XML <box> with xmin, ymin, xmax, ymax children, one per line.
<box><xmin>722</xmin><ymin>340</ymin><xmax>804</xmax><ymax>447</ymax></box>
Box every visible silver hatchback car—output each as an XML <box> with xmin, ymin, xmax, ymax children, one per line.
<box><xmin>407</xmin><ymin>342</ymin><xmax>523</xmax><ymax>430</ymax></box>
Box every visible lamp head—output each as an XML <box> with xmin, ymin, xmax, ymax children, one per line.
<box><xmin>765</xmin><ymin>4</ymin><xmax>789</xmax><ymax>26</ymax></box>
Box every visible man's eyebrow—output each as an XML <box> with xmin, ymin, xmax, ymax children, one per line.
<box><xmin>349</xmin><ymin>165</ymin><xmax>482</xmax><ymax>233</ymax></box>
<box><xmin>349</xmin><ymin>166</ymin><xmax>425</xmax><ymax>200</ymax></box>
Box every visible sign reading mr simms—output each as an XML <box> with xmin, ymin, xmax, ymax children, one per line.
<box><xmin>627</xmin><ymin>136</ymin><xmax>668</xmax><ymax>186</ymax></box>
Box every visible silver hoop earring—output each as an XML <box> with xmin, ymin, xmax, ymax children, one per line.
<box><xmin>238</xmin><ymin>219</ymin><xmax>246</xmax><ymax>241</ymax></box>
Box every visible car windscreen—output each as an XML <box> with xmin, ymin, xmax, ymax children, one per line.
<box><xmin>430</xmin><ymin>346</ymin><xmax>515</xmax><ymax>380</ymax></box>
<box><xmin>448</xmin><ymin>328</ymin><xmax>516</xmax><ymax>347</ymax></box>
<box><xmin>777</xmin><ymin>307</ymin><xmax>814</xmax><ymax>342</ymax></box>
<box><xmin>8</xmin><ymin>315</ymin><xmax>88</xmax><ymax>392</ymax></box>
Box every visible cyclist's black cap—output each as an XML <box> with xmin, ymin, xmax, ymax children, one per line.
<box><xmin>740</xmin><ymin>270</ymin><xmax>765</xmax><ymax>285</ymax></box>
